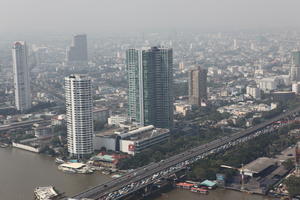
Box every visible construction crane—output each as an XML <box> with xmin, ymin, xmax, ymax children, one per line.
<box><xmin>220</xmin><ymin>164</ymin><xmax>246</xmax><ymax>190</ymax></box>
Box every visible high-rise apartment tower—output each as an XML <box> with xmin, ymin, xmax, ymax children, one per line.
<box><xmin>126</xmin><ymin>47</ymin><xmax>173</xmax><ymax>129</ymax></box>
<box><xmin>189</xmin><ymin>66</ymin><xmax>208</xmax><ymax>106</ymax></box>
<box><xmin>66</xmin><ymin>34</ymin><xmax>88</xmax><ymax>64</ymax></box>
<box><xmin>290</xmin><ymin>51</ymin><xmax>300</xmax><ymax>82</ymax></box>
<box><xmin>12</xmin><ymin>41</ymin><xmax>31</xmax><ymax>111</ymax></box>
<box><xmin>65</xmin><ymin>74</ymin><xmax>93</xmax><ymax>158</ymax></box>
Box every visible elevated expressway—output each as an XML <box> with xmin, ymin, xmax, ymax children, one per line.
<box><xmin>0</xmin><ymin>119</ymin><xmax>49</xmax><ymax>132</ymax></box>
<box><xmin>72</xmin><ymin>106</ymin><xmax>300</xmax><ymax>200</ymax></box>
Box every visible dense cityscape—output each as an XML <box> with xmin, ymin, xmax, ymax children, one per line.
<box><xmin>1</xmin><ymin>1</ymin><xmax>300</xmax><ymax>200</ymax></box>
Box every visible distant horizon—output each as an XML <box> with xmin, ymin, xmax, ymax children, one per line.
<box><xmin>1</xmin><ymin>27</ymin><xmax>300</xmax><ymax>42</ymax></box>
<box><xmin>1</xmin><ymin>0</ymin><xmax>300</xmax><ymax>38</ymax></box>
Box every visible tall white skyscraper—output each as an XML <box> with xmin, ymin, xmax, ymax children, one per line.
<box><xmin>12</xmin><ymin>41</ymin><xmax>31</xmax><ymax>111</ymax></box>
<box><xmin>65</xmin><ymin>74</ymin><xmax>94</xmax><ymax>158</ymax></box>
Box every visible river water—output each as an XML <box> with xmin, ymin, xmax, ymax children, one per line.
<box><xmin>0</xmin><ymin>148</ymin><xmax>272</xmax><ymax>200</ymax></box>
<box><xmin>0</xmin><ymin>147</ymin><xmax>111</xmax><ymax>200</ymax></box>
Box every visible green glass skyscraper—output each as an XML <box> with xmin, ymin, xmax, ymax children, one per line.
<box><xmin>126</xmin><ymin>46</ymin><xmax>173</xmax><ymax>129</ymax></box>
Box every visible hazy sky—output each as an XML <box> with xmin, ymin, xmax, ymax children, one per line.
<box><xmin>1</xmin><ymin>0</ymin><xmax>300</xmax><ymax>34</ymax></box>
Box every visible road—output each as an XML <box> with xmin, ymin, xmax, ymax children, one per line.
<box><xmin>72</xmin><ymin>106</ymin><xmax>300</xmax><ymax>200</ymax></box>
<box><xmin>0</xmin><ymin>119</ymin><xmax>49</xmax><ymax>132</ymax></box>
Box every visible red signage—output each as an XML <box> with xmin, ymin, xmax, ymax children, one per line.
<box><xmin>128</xmin><ymin>144</ymin><xmax>135</xmax><ymax>151</ymax></box>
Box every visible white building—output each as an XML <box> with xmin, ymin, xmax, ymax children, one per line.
<box><xmin>290</xmin><ymin>67</ymin><xmax>300</xmax><ymax>82</ymax></box>
<box><xmin>94</xmin><ymin>125</ymin><xmax>170</xmax><ymax>155</ymax></box>
<box><xmin>292</xmin><ymin>83</ymin><xmax>300</xmax><ymax>95</ymax></box>
<box><xmin>175</xmin><ymin>103</ymin><xmax>192</xmax><ymax>116</ymax></box>
<box><xmin>258</xmin><ymin>78</ymin><xmax>279</xmax><ymax>91</ymax></box>
<box><xmin>65</xmin><ymin>75</ymin><xmax>94</xmax><ymax>158</ymax></box>
<box><xmin>278</xmin><ymin>75</ymin><xmax>291</xmax><ymax>86</ymax></box>
<box><xmin>246</xmin><ymin>86</ymin><xmax>261</xmax><ymax>99</ymax></box>
<box><xmin>108</xmin><ymin>115</ymin><xmax>128</xmax><ymax>126</ymax></box>
<box><xmin>12</xmin><ymin>41</ymin><xmax>31</xmax><ymax>111</ymax></box>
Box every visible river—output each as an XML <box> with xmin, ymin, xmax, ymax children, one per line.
<box><xmin>0</xmin><ymin>147</ymin><xmax>111</xmax><ymax>200</ymax></box>
<box><xmin>0</xmin><ymin>148</ymin><xmax>272</xmax><ymax>200</ymax></box>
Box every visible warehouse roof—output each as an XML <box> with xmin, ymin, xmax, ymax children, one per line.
<box><xmin>243</xmin><ymin>157</ymin><xmax>276</xmax><ymax>174</ymax></box>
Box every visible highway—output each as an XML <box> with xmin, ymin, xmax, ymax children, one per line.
<box><xmin>0</xmin><ymin>119</ymin><xmax>49</xmax><ymax>132</ymax></box>
<box><xmin>72</xmin><ymin>106</ymin><xmax>300</xmax><ymax>200</ymax></box>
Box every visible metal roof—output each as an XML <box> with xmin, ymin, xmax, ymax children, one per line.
<box><xmin>243</xmin><ymin>157</ymin><xmax>276</xmax><ymax>174</ymax></box>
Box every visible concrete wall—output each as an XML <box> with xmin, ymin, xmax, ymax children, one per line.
<box><xmin>94</xmin><ymin>136</ymin><xmax>116</xmax><ymax>151</ymax></box>
<box><xmin>12</xmin><ymin>142</ymin><xmax>40</xmax><ymax>153</ymax></box>
<box><xmin>120</xmin><ymin>140</ymin><xmax>135</xmax><ymax>155</ymax></box>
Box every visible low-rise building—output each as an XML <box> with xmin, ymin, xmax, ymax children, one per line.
<box><xmin>89</xmin><ymin>153</ymin><xmax>129</xmax><ymax>168</ymax></box>
<box><xmin>93</xmin><ymin>108</ymin><xmax>109</xmax><ymax>124</ymax></box>
<box><xmin>292</xmin><ymin>82</ymin><xmax>300</xmax><ymax>95</ymax></box>
<box><xmin>175</xmin><ymin>103</ymin><xmax>192</xmax><ymax>116</ymax></box>
<box><xmin>246</xmin><ymin>86</ymin><xmax>261</xmax><ymax>99</ymax></box>
<box><xmin>108</xmin><ymin>115</ymin><xmax>128</xmax><ymax>126</ymax></box>
<box><xmin>243</xmin><ymin>157</ymin><xmax>277</xmax><ymax>177</ymax></box>
<box><xmin>94</xmin><ymin>125</ymin><xmax>170</xmax><ymax>155</ymax></box>
<box><xmin>258</xmin><ymin>77</ymin><xmax>279</xmax><ymax>91</ymax></box>
<box><xmin>271</xmin><ymin>91</ymin><xmax>295</xmax><ymax>102</ymax></box>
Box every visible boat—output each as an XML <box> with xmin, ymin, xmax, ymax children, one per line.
<box><xmin>190</xmin><ymin>187</ymin><xmax>208</xmax><ymax>194</ymax></box>
<box><xmin>55</xmin><ymin>158</ymin><xmax>65</xmax><ymax>164</ymax></box>
<box><xmin>58</xmin><ymin>165</ymin><xmax>76</xmax><ymax>173</ymax></box>
<box><xmin>102</xmin><ymin>171</ymin><xmax>110</xmax><ymax>175</ymax></box>
<box><xmin>34</xmin><ymin>186</ymin><xmax>61</xmax><ymax>200</ymax></box>
<box><xmin>77</xmin><ymin>167</ymin><xmax>94</xmax><ymax>174</ymax></box>
<box><xmin>0</xmin><ymin>143</ymin><xmax>9</xmax><ymax>148</ymax></box>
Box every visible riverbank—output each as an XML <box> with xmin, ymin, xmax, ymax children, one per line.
<box><xmin>0</xmin><ymin>147</ymin><xmax>276</xmax><ymax>200</ymax></box>
<box><xmin>154</xmin><ymin>188</ymin><xmax>272</xmax><ymax>200</ymax></box>
<box><xmin>0</xmin><ymin>148</ymin><xmax>111</xmax><ymax>200</ymax></box>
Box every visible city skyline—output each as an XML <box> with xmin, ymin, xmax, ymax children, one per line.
<box><xmin>1</xmin><ymin>1</ymin><xmax>300</xmax><ymax>198</ymax></box>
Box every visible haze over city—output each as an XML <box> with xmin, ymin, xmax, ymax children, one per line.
<box><xmin>1</xmin><ymin>1</ymin><xmax>300</xmax><ymax>200</ymax></box>
<box><xmin>1</xmin><ymin>0</ymin><xmax>300</xmax><ymax>35</ymax></box>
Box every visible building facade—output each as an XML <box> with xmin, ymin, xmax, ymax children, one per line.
<box><xmin>126</xmin><ymin>47</ymin><xmax>173</xmax><ymax>129</ymax></box>
<box><xmin>246</xmin><ymin>86</ymin><xmax>261</xmax><ymax>99</ymax></box>
<box><xmin>65</xmin><ymin>75</ymin><xmax>94</xmax><ymax>158</ymax></box>
<box><xmin>290</xmin><ymin>51</ymin><xmax>300</xmax><ymax>82</ymax></box>
<box><xmin>292</xmin><ymin>82</ymin><xmax>300</xmax><ymax>95</ymax></box>
<box><xmin>94</xmin><ymin>125</ymin><xmax>170</xmax><ymax>155</ymax></box>
<box><xmin>12</xmin><ymin>41</ymin><xmax>31</xmax><ymax>111</ymax></box>
<box><xmin>188</xmin><ymin>66</ymin><xmax>208</xmax><ymax>106</ymax></box>
<box><xmin>66</xmin><ymin>34</ymin><xmax>88</xmax><ymax>65</ymax></box>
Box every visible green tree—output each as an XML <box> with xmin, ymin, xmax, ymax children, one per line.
<box><xmin>284</xmin><ymin>176</ymin><xmax>300</xmax><ymax>197</ymax></box>
<box><xmin>282</xmin><ymin>159</ymin><xmax>294</xmax><ymax>171</ymax></box>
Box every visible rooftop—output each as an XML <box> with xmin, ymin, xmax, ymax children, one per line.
<box><xmin>60</xmin><ymin>163</ymin><xmax>86</xmax><ymax>169</ymax></box>
<box><xmin>200</xmin><ymin>180</ymin><xmax>217</xmax><ymax>187</ymax></box>
<box><xmin>243</xmin><ymin>157</ymin><xmax>276</xmax><ymax>174</ymax></box>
